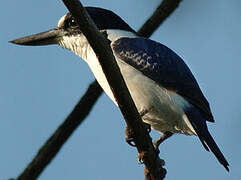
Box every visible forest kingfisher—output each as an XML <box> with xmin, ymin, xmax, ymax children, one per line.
<box><xmin>10</xmin><ymin>7</ymin><xmax>229</xmax><ymax>171</ymax></box>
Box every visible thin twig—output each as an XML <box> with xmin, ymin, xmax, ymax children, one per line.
<box><xmin>14</xmin><ymin>0</ymin><xmax>182</xmax><ymax>179</ymax></box>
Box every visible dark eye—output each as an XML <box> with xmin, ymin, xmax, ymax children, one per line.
<box><xmin>70</xmin><ymin>18</ymin><xmax>77</xmax><ymax>26</ymax></box>
<box><xmin>66</xmin><ymin>18</ymin><xmax>77</xmax><ymax>28</ymax></box>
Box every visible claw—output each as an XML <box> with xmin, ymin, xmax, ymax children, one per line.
<box><xmin>137</xmin><ymin>152</ymin><xmax>145</xmax><ymax>164</ymax></box>
<box><xmin>143</xmin><ymin>122</ymin><xmax>151</xmax><ymax>133</ymax></box>
<box><xmin>126</xmin><ymin>138</ymin><xmax>136</xmax><ymax>147</ymax></box>
<box><xmin>125</xmin><ymin>125</ymin><xmax>136</xmax><ymax>146</ymax></box>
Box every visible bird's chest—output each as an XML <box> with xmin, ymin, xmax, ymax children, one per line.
<box><xmin>86</xmin><ymin>50</ymin><xmax>187</xmax><ymax>132</ymax></box>
<box><xmin>86</xmin><ymin>50</ymin><xmax>156</xmax><ymax>108</ymax></box>
<box><xmin>60</xmin><ymin>32</ymin><xmax>195</xmax><ymax>135</ymax></box>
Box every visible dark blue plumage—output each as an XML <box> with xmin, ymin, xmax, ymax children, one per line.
<box><xmin>86</xmin><ymin>7</ymin><xmax>136</xmax><ymax>33</ymax></box>
<box><xmin>113</xmin><ymin>37</ymin><xmax>229</xmax><ymax>171</ymax></box>
<box><xmin>184</xmin><ymin>106</ymin><xmax>229</xmax><ymax>171</ymax></box>
<box><xmin>112</xmin><ymin>37</ymin><xmax>214</xmax><ymax>122</ymax></box>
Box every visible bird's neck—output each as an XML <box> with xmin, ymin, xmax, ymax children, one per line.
<box><xmin>58</xmin><ymin>29</ymin><xmax>137</xmax><ymax>62</ymax></box>
<box><xmin>58</xmin><ymin>29</ymin><xmax>137</xmax><ymax>105</ymax></box>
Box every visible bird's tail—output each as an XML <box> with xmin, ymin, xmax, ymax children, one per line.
<box><xmin>185</xmin><ymin>107</ymin><xmax>229</xmax><ymax>171</ymax></box>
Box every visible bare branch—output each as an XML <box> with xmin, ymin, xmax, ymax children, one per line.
<box><xmin>13</xmin><ymin>0</ymin><xmax>182</xmax><ymax>179</ymax></box>
<box><xmin>16</xmin><ymin>81</ymin><xmax>102</xmax><ymax>180</ymax></box>
<box><xmin>138</xmin><ymin>0</ymin><xmax>182</xmax><ymax>38</ymax></box>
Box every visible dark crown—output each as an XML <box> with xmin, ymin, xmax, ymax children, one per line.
<box><xmin>62</xmin><ymin>7</ymin><xmax>136</xmax><ymax>33</ymax></box>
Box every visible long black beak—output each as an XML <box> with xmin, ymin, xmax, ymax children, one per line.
<box><xmin>10</xmin><ymin>28</ymin><xmax>65</xmax><ymax>46</ymax></box>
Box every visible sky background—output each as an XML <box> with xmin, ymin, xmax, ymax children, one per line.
<box><xmin>1</xmin><ymin>0</ymin><xmax>240</xmax><ymax>179</ymax></box>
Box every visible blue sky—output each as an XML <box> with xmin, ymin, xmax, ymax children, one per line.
<box><xmin>1</xmin><ymin>0</ymin><xmax>240</xmax><ymax>179</ymax></box>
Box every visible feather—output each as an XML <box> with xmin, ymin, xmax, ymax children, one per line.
<box><xmin>112</xmin><ymin>37</ymin><xmax>214</xmax><ymax>122</ymax></box>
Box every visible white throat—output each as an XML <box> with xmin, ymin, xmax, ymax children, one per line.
<box><xmin>58</xmin><ymin>29</ymin><xmax>137</xmax><ymax>104</ymax></box>
<box><xmin>58</xmin><ymin>29</ymin><xmax>137</xmax><ymax>62</ymax></box>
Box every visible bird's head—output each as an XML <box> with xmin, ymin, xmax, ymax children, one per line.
<box><xmin>10</xmin><ymin>7</ymin><xmax>135</xmax><ymax>51</ymax></box>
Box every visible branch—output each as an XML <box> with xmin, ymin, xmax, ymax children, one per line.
<box><xmin>16</xmin><ymin>81</ymin><xmax>102</xmax><ymax>180</ymax></box>
<box><xmin>62</xmin><ymin>0</ymin><xmax>164</xmax><ymax>179</ymax></box>
<box><xmin>138</xmin><ymin>0</ymin><xmax>182</xmax><ymax>38</ymax></box>
<box><xmin>13</xmin><ymin>0</ymin><xmax>182</xmax><ymax>179</ymax></box>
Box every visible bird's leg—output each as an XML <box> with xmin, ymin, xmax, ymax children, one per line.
<box><xmin>125</xmin><ymin>109</ymin><xmax>150</xmax><ymax>146</ymax></box>
<box><xmin>137</xmin><ymin>132</ymin><xmax>173</xmax><ymax>164</ymax></box>
<box><xmin>153</xmin><ymin>131</ymin><xmax>173</xmax><ymax>153</ymax></box>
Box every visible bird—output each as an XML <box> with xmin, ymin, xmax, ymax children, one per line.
<box><xmin>10</xmin><ymin>6</ymin><xmax>229</xmax><ymax>171</ymax></box>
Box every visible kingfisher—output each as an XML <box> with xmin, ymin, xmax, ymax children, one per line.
<box><xmin>10</xmin><ymin>7</ymin><xmax>229</xmax><ymax>171</ymax></box>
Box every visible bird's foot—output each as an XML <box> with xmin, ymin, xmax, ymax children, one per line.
<box><xmin>143</xmin><ymin>122</ymin><xmax>151</xmax><ymax>133</ymax></box>
<box><xmin>125</xmin><ymin>122</ymin><xmax>151</xmax><ymax>147</ymax></box>
<box><xmin>137</xmin><ymin>151</ymin><xmax>145</xmax><ymax>164</ymax></box>
<box><xmin>125</xmin><ymin>125</ymin><xmax>136</xmax><ymax>146</ymax></box>
<box><xmin>137</xmin><ymin>150</ymin><xmax>166</xmax><ymax>166</ymax></box>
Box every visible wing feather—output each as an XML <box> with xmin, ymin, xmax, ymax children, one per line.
<box><xmin>112</xmin><ymin>37</ymin><xmax>214</xmax><ymax>122</ymax></box>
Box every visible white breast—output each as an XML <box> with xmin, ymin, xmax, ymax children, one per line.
<box><xmin>87</xmin><ymin>47</ymin><xmax>195</xmax><ymax>135</ymax></box>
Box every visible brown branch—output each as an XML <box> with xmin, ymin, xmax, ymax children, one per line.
<box><xmin>16</xmin><ymin>81</ymin><xmax>102</xmax><ymax>180</ymax></box>
<box><xmin>14</xmin><ymin>0</ymin><xmax>182</xmax><ymax>179</ymax></box>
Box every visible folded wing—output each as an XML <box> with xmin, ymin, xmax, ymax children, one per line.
<box><xmin>112</xmin><ymin>37</ymin><xmax>214</xmax><ymax>122</ymax></box>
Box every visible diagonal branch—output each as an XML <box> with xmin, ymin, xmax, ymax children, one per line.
<box><xmin>14</xmin><ymin>0</ymin><xmax>182</xmax><ymax>180</ymax></box>
<box><xmin>138</xmin><ymin>0</ymin><xmax>182</xmax><ymax>38</ymax></box>
<box><xmin>62</xmin><ymin>0</ymin><xmax>164</xmax><ymax>179</ymax></box>
<box><xmin>16</xmin><ymin>81</ymin><xmax>102</xmax><ymax>180</ymax></box>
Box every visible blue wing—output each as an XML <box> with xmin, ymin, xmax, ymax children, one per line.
<box><xmin>112</xmin><ymin>37</ymin><xmax>214</xmax><ymax>122</ymax></box>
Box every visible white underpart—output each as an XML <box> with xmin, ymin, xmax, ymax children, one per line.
<box><xmin>59</xmin><ymin>29</ymin><xmax>196</xmax><ymax>135</ymax></box>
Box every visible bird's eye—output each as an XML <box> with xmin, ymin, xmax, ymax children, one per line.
<box><xmin>67</xmin><ymin>18</ymin><xmax>77</xmax><ymax>27</ymax></box>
